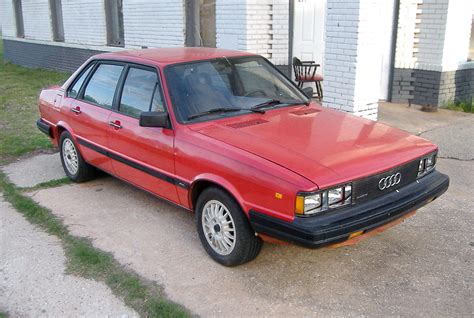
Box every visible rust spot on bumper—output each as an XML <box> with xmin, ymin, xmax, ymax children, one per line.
<box><xmin>329</xmin><ymin>210</ymin><xmax>417</xmax><ymax>249</ymax></box>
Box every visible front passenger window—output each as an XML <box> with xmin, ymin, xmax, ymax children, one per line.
<box><xmin>119</xmin><ymin>67</ymin><xmax>165</xmax><ymax>118</ymax></box>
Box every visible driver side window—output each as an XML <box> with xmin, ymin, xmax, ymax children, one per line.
<box><xmin>235</xmin><ymin>61</ymin><xmax>280</xmax><ymax>97</ymax></box>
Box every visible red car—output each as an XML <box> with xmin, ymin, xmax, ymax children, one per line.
<box><xmin>37</xmin><ymin>48</ymin><xmax>449</xmax><ymax>266</ymax></box>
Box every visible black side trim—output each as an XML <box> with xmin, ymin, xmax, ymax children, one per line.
<box><xmin>250</xmin><ymin>171</ymin><xmax>449</xmax><ymax>248</ymax></box>
<box><xmin>77</xmin><ymin>138</ymin><xmax>190</xmax><ymax>189</ymax></box>
<box><xmin>37</xmin><ymin>119</ymin><xmax>53</xmax><ymax>138</ymax></box>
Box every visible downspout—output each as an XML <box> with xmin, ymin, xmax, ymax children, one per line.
<box><xmin>387</xmin><ymin>0</ymin><xmax>400</xmax><ymax>102</ymax></box>
<box><xmin>288</xmin><ymin>0</ymin><xmax>294</xmax><ymax>78</ymax></box>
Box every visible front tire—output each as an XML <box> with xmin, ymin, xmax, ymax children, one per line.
<box><xmin>196</xmin><ymin>187</ymin><xmax>263</xmax><ymax>266</ymax></box>
<box><xmin>59</xmin><ymin>131</ymin><xmax>96</xmax><ymax>182</ymax></box>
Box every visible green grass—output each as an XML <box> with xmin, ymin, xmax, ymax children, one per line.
<box><xmin>0</xmin><ymin>312</ymin><xmax>8</xmax><ymax>318</ymax></box>
<box><xmin>444</xmin><ymin>100</ymin><xmax>474</xmax><ymax>114</ymax></box>
<box><xmin>0</xmin><ymin>40</ymin><xmax>70</xmax><ymax>164</ymax></box>
<box><xmin>0</xmin><ymin>171</ymin><xmax>190</xmax><ymax>317</ymax></box>
<box><xmin>21</xmin><ymin>177</ymin><xmax>72</xmax><ymax>191</ymax></box>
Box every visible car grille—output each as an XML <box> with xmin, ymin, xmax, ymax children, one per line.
<box><xmin>352</xmin><ymin>159</ymin><xmax>420</xmax><ymax>203</ymax></box>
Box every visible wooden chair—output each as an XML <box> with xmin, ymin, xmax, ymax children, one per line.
<box><xmin>292</xmin><ymin>57</ymin><xmax>323</xmax><ymax>100</ymax></box>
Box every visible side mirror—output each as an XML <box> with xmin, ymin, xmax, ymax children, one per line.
<box><xmin>302</xmin><ymin>87</ymin><xmax>313</xmax><ymax>99</ymax></box>
<box><xmin>139</xmin><ymin>112</ymin><xmax>171</xmax><ymax>129</ymax></box>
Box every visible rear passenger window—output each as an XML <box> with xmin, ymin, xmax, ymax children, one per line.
<box><xmin>119</xmin><ymin>67</ymin><xmax>165</xmax><ymax>118</ymax></box>
<box><xmin>83</xmin><ymin>64</ymin><xmax>124</xmax><ymax>108</ymax></box>
<box><xmin>68</xmin><ymin>64</ymin><xmax>93</xmax><ymax>98</ymax></box>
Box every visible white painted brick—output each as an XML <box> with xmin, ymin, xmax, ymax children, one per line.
<box><xmin>62</xmin><ymin>0</ymin><xmax>107</xmax><ymax>46</ymax></box>
<box><xmin>22</xmin><ymin>0</ymin><xmax>52</xmax><ymax>41</ymax></box>
<box><xmin>0</xmin><ymin>0</ymin><xmax>16</xmax><ymax>37</ymax></box>
<box><xmin>123</xmin><ymin>0</ymin><xmax>185</xmax><ymax>48</ymax></box>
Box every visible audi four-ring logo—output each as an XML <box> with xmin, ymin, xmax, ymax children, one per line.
<box><xmin>378</xmin><ymin>173</ymin><xmax>402</xmax><ymax>190</ymax></box>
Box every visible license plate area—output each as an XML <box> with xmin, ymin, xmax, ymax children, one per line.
<box><xmin>353</xmin><ymin>160</ymin><xmax>419</xmax><ymax>203</ymax></box>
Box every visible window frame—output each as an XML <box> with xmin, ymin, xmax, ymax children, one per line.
<box><xmin>163</xmin><ymin>55</ymin><xmax>308</xmax><ymax>124</ymax></box>
<box><xmin>67</xmin><ymin>59</ymin><xmax>170</xmax><ymax>122</ymax></box>
<box><xmin>76</xmin><ymin>61</ymin><xmax>127</xmax><ymax>110</ymax></box>
<box><xmin>66</xmin><ymin>61</ymin><xmax>96</xmax><ymax>99</ymax></box>
<box><xmin>115</xmin><ymin>64</ymin><xmax>167</xmax><ymax>119</ymax></box>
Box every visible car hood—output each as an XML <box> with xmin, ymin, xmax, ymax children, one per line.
<box><xmin>190</xmin><ymin>105</ymin><xmax>437</xmax><ymax>189</ymax></box>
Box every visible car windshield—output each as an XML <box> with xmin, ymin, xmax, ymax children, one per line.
<box><xmin>165</xmin><ymin>56</ymin><xmax>308</xmax><ymax>123</ymax></box>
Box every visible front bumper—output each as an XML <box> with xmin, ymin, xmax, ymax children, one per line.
<box><xmin>249</xmin><ymin>170</ymin><xmax>449</xmax><ymax>248</ymax></box>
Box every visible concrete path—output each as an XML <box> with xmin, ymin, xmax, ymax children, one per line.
<box><xmin>0</xmin><ymin>195</ymin><xmax>138</xmax><ymax>317</ymax></box>
<box><xmin>2</xmin><ymin>103</ymin><xmax>473</xmax><ymax>316</ymax></box>
<box><xmin>2</xmin><ymin>153</ymin><xmax>65</xmax><ymax>188</ymax></box>
<box><xmin>379</xmin><ymin>102</ymin><xmax>474</xmax><ymax>160</ymax></box>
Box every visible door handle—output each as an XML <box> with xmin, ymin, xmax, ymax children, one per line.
<box><xmin>109</xmin><ymin>120</ymin><xmax>122</xmax><ymax>129</ymax></box>
<box><xmin>71</xmin><ymin>106</ymin><xmax>81</xmax><ymax>114</ymax></box>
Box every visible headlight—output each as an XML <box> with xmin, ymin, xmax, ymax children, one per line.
<box><xmin>417</xmin><ymin>152</ymin><xmax>437</xmax><ymax>178</ymax></box>
<box><xmin>295</xmin><ymin>183</ymin><xmax>352</xmax><ymax>216</ymax></box>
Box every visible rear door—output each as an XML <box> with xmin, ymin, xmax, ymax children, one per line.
<box><xmin>67</xmin><ymin>62</ymin><xmax>125</xmax><ymax>173</ymax></box>
<box><xmin>107</xmin><ymin>65</ymin><xmax>179</xmax><ymax>203</ymax></box>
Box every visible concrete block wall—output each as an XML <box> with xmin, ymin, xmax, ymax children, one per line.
<box><xmin>438</xmin><ymin>68</ymin><xmax>474</xmax><ymax>105</ymax></box>
<box><xmin>123</xmin><ymin>0</ymin><xmax>185</xmax><ymax>48</ymax></box>
<box><xmin>3</xmin><ymin>39</ymin><xmax>103</xmax><ymax>71</ymax></box>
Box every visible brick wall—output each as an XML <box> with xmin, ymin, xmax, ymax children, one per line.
<box><xmin>3</xmin><ymin>39</ymin><xmax>103</xmax><ymax>72</ymax></box>
<box><xmin>216</xmin><ymin>0</ymin><xmax>288</xmax><ymax>66</ymax></box>
<box><xmin>0</xmin><ymin>0</ymin><xmax>17</xmax><ymax>37</ymax></box>
<box><xmin>123</xmin><ymin>0</ymin><xmax>185</xmax><ymax>48</ymax></box>
<box><xmin>392</xmin><ymin>0</ymin><xmax>474</xmax><ymax>106</ymax></box>
<box><xmin>22</xmin><ymin>0</ymin><xmax>53</xmax><ymax>41</ymax></box>
<box><xmin>324</xmin><ymin>0</ymin><xmax>387</xmax><ymax>120</ymax></box>
<box><xmin>216</xmin><ymin>0</ymin><xmax>247</xmax><ymax>51</ymax></box>
<box><xmin>439</xmin><ymin>68</ymin><xmax>474</xmax><ymax>105</ymax></box>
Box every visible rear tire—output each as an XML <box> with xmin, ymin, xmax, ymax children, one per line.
<box><xmin>196</xmin><ymin>187</ymin><xmax>263</xmax><ymax>266</ymax></box>
<box><xmin>59</xmin><ymin>131</ymin><xmax>96</xmax><ymax>182</ymax></box>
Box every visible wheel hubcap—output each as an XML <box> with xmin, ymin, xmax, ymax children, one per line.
<box><xmin>62</xmin><ymin>138</ymin><xmax>79</xmax><ymax>175</ymax></box>
<box><xmin>202</xmin><ymin>200</ymin><xmax>236</xmax><ymax>255</ymax></box>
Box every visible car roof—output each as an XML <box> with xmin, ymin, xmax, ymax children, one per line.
<box><xmin>93</xmin><ymin>47</ymin><xmax>257</xmax><ymax>66</ymax></box>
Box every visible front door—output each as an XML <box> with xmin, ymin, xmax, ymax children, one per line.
<box><xmin>292</xmin><ymin>0</ymin><xmax>326</xmax><ymax>76</ymax></box>
<box><xmin>67</xmin><ymin>62</ymin><xmax>125</xmax><ymax>173</ymax></box>
<box><xmin>107</xmin><ymin>65</ymin><xmax>179</xmax><ymax>203</ymax></box>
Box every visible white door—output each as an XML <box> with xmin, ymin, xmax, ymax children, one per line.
<box><xmin>292</xmin><ymin>0</ymin><xmax>326</xmax><ymax>77</ymax></box>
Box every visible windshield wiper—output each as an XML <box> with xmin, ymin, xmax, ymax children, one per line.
<box><xmin>251</xmin><ymin>99</ymin><xmax>309</xmax><ymax>111</ymax></box>
<box><xmin>187</xmin><ymin>107</ymin><xmax>241</xmax><ymax>120</ymax></box>
<box><xmin>250</xmin><ymin>99</ymin><xmax>282</xmax><ymax>111</ymax></box>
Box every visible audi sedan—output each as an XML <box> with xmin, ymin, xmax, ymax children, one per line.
<box><xmin>37</xmin><ymin>48</ymin><xmax>449</xmax><ymax>266</ymax></box>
